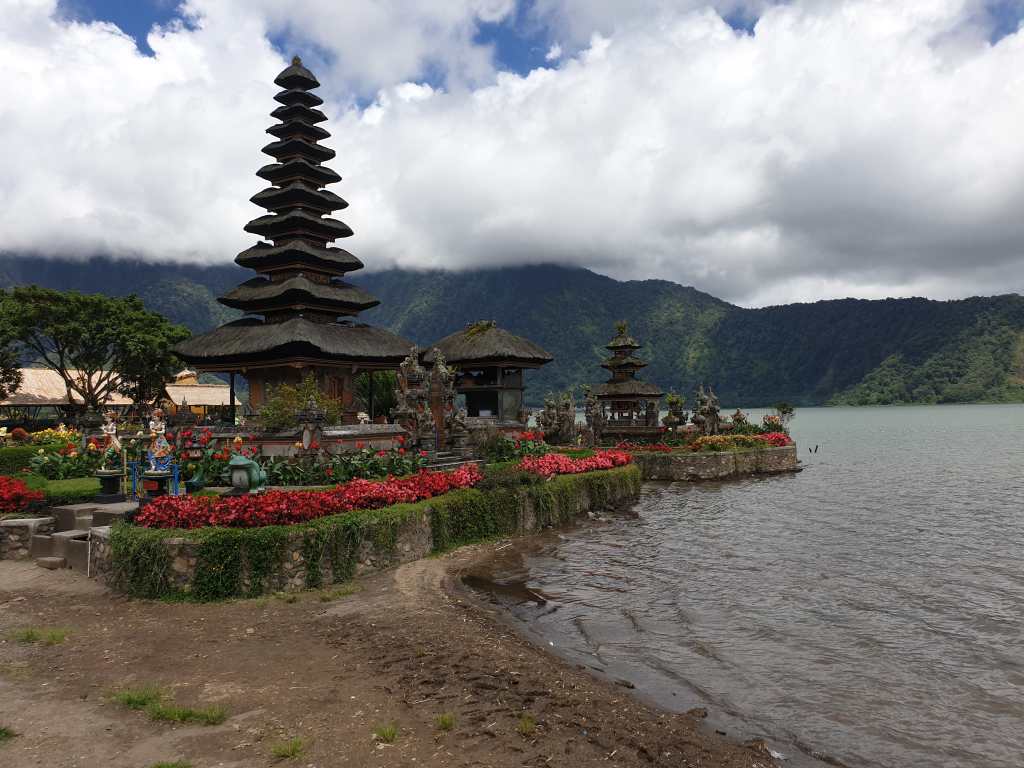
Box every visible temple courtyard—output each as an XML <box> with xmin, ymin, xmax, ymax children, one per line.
<box><xmin>0</xmin><ymin>548</ymin><xmax>771</xmax><ymax>768</ymax></box>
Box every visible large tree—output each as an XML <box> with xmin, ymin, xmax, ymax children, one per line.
<box><xmin>2</xmin><ymin>287</ymin><xmax>191</xmax><ymax>411</ymax></box>
<box><xmin>0</xmin><ymin>302</ymin><xmax>22</xmax><ymax>400</ymax></box>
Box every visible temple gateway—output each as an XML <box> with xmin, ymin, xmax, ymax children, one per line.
<box><xmin>175</xmin><ymin>58</ymin><xmax>413</xmax><ymax>423</ymax></box>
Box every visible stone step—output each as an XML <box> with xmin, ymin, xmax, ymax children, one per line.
<box><xmin>36</xmin><ymin>556</ymin><xmax>65</xmax><ymax>570</ymax></box>
<box><xmin>29</xmin><ymin>534</ymin><xmax>53</xmax><ymax>559</ymax></box>
<box><xmin>51</xmin><ymin>529</ymin><xmax>89</xmax><ymax>559</ymax></box>
<box><xmin>66</xmin><ymin>538</ymin><xmax>89</xmax><ymax>572</ymax></box>
<box><xmin>92</xmin><ymin>505</ymin><xmax>135</xmax><ymax>527</ymax></box>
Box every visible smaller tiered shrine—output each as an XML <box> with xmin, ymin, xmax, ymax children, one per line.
<box><xmin>589</xmin><ymin>322</ymin><xmax>663</xmax><ymax>443</ymax></box>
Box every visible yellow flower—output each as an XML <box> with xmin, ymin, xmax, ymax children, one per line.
<box><xmin>37</xmin><ymin>448</ymin><xmax>45</xmax><ymax>455</ymax></box>
<box><xmin>293</xmin><ymin>442</ymin><xmax>303</xmax><ymax>449</ymax></box>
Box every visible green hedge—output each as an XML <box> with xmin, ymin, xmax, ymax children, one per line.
<box><xmin>16</xmin><ymin>474</ymin><xmax>100</xmax><ymax>506</ymax></box>
<box><xmin>107</xmin><ymin>465</ymin><xmax>641</xmax><ymax>602</ymax></box>
<box><xmin>0</xmin><ymin>446</ymin><xmax>39</xmax><ymax>475</ymax></box>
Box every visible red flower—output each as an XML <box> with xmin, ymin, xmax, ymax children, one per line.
<box><xmin>0</xmin><ymin>476</ymin><xmax>44</xmax><ymax>514</ymax></box>
<box><xmin>356</xmin><ymin>441</ymin><xmax>365</xmax><ymax>450</ymax></box>
<box><xmin>419</xmin><ymin>450</ymin><xmax>428</xmax><ymax>458</ymax></box>
<box><xmin>325</xmin><ymin>467</ymin><xmax>334</xmax><ymax>477</ymax></box>
<box><xmin>518</xmin><ymin>450</ymin><xmax>632</xmax><ymax>478</ymax></box>
<box><xmin>165</xmin><ymin>432</ymin><xmax>174</xmax><ymax>441</ymax></box>
<box><xmin>399</xmin><ymin>448</ymin><xmax>406</xmax><ymax>455</ymax></box>
<box><xmin>310</xmin><ymin>440</ymin><xmax>320</xmax><ymax>451</ymax></box>
<box><xmin>397</xmin><ymin>435</ymin><xmax>406</xmax><ymax>445</ymax></box>
<box><xmin>376</xmin><ymin>450</ymin><xmax>386</xmax><ymax>457</ymax></box>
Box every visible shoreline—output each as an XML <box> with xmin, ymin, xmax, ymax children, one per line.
<box><xmin>0</xmin><ymin>549</ymin><xmax>778</xmax><ymax>767</ymax></box>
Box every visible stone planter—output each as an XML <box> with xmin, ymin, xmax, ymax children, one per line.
<box><xmin>95</xmin><ymin>469</ymin><xmax>126</xmax><ymax>504</ymax></box>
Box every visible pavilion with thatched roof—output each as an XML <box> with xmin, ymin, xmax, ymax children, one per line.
<box><xmin>174</xmin><ymin>57</ymin><xmax>413</xmax><ymax>424</ymax></box>
<box><xmin>423</xmin><ymin>321</ymin><xmax>552</xmax><ymax>426</ymax></box>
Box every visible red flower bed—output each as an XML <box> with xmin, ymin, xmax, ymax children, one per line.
<box><xmin>615</xmin><ymin>441</ymin><xmax>673</xmax><ymax>453</ymax></box>
<box><xmin>518</xmin><ymin>450</ymin><xmax>633</xmax><ymax>478</ymax></box>
<box><xmin>758</xmin><ymin>432</ymin><xmax>793</xmax><ymax>447</ymax></box>
<box><xmin>135</xmin><ymin>464</ymin><xmax>482</xmax><ymax>529</ymax></box>
<box><xmin>0</xmin><ymin>476</ymin><xmax>45</xmax><ymax>515</ymax></box>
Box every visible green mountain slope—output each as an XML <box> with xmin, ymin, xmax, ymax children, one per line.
<box><xmin>2</xmin><ymin>254</ymin><xmax>1022</xmax><ymax>406</ymax></box>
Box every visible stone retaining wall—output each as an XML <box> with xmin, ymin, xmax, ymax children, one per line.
<box><xmin>90</xmin><ymin>466</ymin><xmax>641</xmax><ymax>598</ymax></box>
<box><xmin>0</xmin><ymin>517</ymin><xmax>54</xmax><ymax>560</ymax></box>
<box><xmin>632</xmin><ymin>445</ymin><xmax>799</xmax><ymax>481</ymax></box>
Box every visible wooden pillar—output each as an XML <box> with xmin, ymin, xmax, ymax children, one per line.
<box><xmin>229</xmin><ymin>372</ymin><xmax>236</xmax><ymax>424</ymax></box>
<box><xmin>368</xmin><ymin>370</ymin><xmax>374</xmax><ymax>421</ymax></box>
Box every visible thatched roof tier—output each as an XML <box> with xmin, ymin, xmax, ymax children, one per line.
<box><xmin>244</xmin><ymin>209</ymin><xmax>353</xmax><ymax>241</ymax></box>
<box><xmin>257</xmin><ymin>159</ymin><xmax>340</xmax><ymax>186</ymax></box>
<box><xmin>266</xmin><ymin>120</ymin><xmax>330</xmax><ymax>142</ymax></box>
<box><xmin>164</xmin><ymin>383</ymin><xmax>232</xmax><ymax>407</ymax></box>
<box><xmin>270</xmin><ymin>102</ymin><xmax>328</xmax><ymax>124</ymax></box>
<box><xmin>261</xmin><ymin>137</ymin><xmax>336</xmax><ymax>164</ymax></box>
<box><xmin>606</xmin><ymin>331</ymin><xmax>641</xmax><ymax>351</ymax></box>
<box><xmin>250</xmin><ymin>183</ymin><xmax>347</xmax><ymax>214</ymax></box>
<box><xmin>601</xmin><ymin>355</ymin><xmax>648</xmax><ymax>371</ymax></box>
<box><xmin>175</xmin><ymin>318</ymin><xmax>414</xmax><ymax>367</ymax></box>
<box><xmin>274</xmin><ymin>56</ymin><xmax>320</xmax><ymax>90</ymax></box>
<box><xmin>235</xmin><ymin>241</ymin><xmax>363</xmax><ymax>275</ymax></box>
<box><xmin>219</xmin><ymin>276</ymin><xmax>379</xmax><ymax>314</ymax></box>
<box><xmin>423</xmin><ymin>322</ymin><xmax>553</xmax><ymax>367</ymax></box>
<box><xmin>274</xmin><ymin>87</ymin><xmax>323</xmax><ymax>108</ymax></box>
<box><xmin>594</xmin><ymin>380</ymin><xmax>664</xmax><ymax>398</ymax></box>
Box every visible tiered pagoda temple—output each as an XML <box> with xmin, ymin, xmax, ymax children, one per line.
<box><xmin>175</xmin><ymin>57</ymin><xmax>413</xmax><ymax>423</ymax></box>
<box><xmin>593</xmin><ymin>322</ymin><xmax>663</xmax><ymax>441</ymax></box>
<box><xmin>424</xmin><ymin>321</ymin><xmax>553</xmax><ymax>427</ymax></box>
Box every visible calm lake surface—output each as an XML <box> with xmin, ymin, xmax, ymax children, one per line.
<box><xmin>467</xmin><ymin>405</ymin><xmax>1024</xmax><ymax>768</ymax></box>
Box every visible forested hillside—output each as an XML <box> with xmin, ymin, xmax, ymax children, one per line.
<box><xmin>2</xmin><ymin>254</ymin><xmax>1022</xmax><ymax>406</ymax></box>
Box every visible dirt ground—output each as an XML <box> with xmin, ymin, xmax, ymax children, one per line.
<box><xmin>0</xmin><ymin>548</ymin><xmax>778</xmax><ymax>768</ymax></box>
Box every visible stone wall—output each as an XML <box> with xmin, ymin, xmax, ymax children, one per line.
<box><xmin>632</xmin><ymin>445</ymin><xmax>798</xmax><ymax>481</ymax></box>
<box><xmin>90</xmin><ymin>467</ymin><xmax>640</xmax><ymax>598</ymax></box>
<box><xmin>0</xmin><ymin>517</ymin><xmax>54</xmax><ymax>560</ymax></box>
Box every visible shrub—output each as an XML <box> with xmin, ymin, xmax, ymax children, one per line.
<box><xmin>29</xmin><ymin>442</ymin><xmax>103</xmax><ymax>480</ymax></box>
<box><xmin>42</xmin><ymin>477</ymin><xmax>101</xmax><ymax>505</ymax></box>
<box><xmin>435</xmin><ymin>713</ymin><xmax>456</xmax><ymax>731</ymax></box>
<box><xmin>259</xmin><ymin>375</ymin><xmax>344</xmax><ymax>432</ymax></box>
<box><xmin>373</xmin><ymin>723</ymin><xmax>398</xmax><ymax>743</ymax></box>
<box><xmin>112</xmin><ymin>685</ymin><xmax>165</xmax><ymax>710</ymax></box>
<box><xmin>0</xmin><ymin>476</ymin><xmax>45</xmax><ymax>515</ymax></box>
<box><xmin>0</xmin><ymin>446</ymin><xmax>39</xmax><ymax>476</ymax></box>
<box><xmin>9</xmin><ymin>427</ymin><xmax>30</xmax><ymax>443</ymax></box>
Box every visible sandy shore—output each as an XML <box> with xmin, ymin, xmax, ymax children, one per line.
<box><xmin>0</xmin><ymin>550</ymin><xmax>777</xmax><ymax>768</ymax></box>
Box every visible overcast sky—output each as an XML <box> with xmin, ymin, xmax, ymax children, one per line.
<box><xmin>2</xmin><ymin>0</ymin><xmax>1023</xmax><ymax>306</ymax></box>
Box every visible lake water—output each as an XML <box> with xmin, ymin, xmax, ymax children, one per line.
<box><xmin>466</xmin><ymin>404</ymin><xmax>1024</xmax><ymax>768</ymax></box>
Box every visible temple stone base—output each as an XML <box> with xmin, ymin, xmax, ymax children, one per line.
<box><xmin>631</xmin><ymin>445</ymin><xmax>799</xmax><ymax>481</ymax></box>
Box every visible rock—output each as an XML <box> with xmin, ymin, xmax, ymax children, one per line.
<box><xmin>36</xmin><ymin>556</ymin><xmax>66</xmax><ymax>570</ymax></box>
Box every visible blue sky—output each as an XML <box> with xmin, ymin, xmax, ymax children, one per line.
<box><xmin>64</xmin><ymin>0</ymin><xmax>1024</xmax><ymax>64</ymax></box>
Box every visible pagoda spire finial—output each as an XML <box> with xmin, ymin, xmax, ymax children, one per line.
<box><xmin>292</xmin><ymin>55</ymin><xmax>302</xmax><ymax>66</ymax></box>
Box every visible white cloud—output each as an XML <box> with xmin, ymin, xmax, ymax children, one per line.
<box><xmin>545</xmin><ymin>43</ymin><xmax>562</xmax><ymax>61</ymax></box>
<box><xmin>1</xmin><ymin>0</ymin><xmax>1024</xmax><ymax>306</ymax></box>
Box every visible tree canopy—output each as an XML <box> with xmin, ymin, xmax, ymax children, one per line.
<box><xmin>1</xmin><ymin>287</ymin><xmax>191</xmax><ymax>410</ymax></box>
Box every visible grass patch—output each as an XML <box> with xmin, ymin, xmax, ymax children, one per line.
<box><xmin>435</xmin><ymin>712</ymin><xmax>456</xmax><ymax>732</ymax></box>
<box><xmin>10</xmin><ymin>627</ymin><xmax>69</xmax><ymax>645</ymax></box>
<box><xmin>270</xmin><ymin>737</ymin><xmax>306</xmax><ymax>760</ymax></box>
<box><xmin>145</xmin><ymin>703</ymin><xmax>227</xmax><ymax>726</ymax></box>
<box><xmin>373</xmin><ymin>722</ymin><xmax>398</xmax><ymax>743</ymax></box>
<box><xmin>150</xmin><ymin>762</ymin><xmax>191</xmax><ymax>768</ymax></box>
<box><xmin>517</xmin><ymin>713</ymin><xmax>536</xmax><ymax>737</ymax></box>
<box><xmin>111</xmin><ymin>684</ymin><xmax>164</xmax><ymax>710</ymax></box>
<box><xmin>0</xmin><ymin>726</ymin><xmax>16</xmax><ymax>743</ymax></box>
<box><xmin>318</xmin><ymin>583</ymin><xmax>361</xmax><ymax>602</ymax></box>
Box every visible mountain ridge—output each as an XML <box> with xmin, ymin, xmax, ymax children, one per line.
<box><xmin>2</xmin><ymin>253</ymin><xmax>1022</xmax><ymax>407</ymax></box>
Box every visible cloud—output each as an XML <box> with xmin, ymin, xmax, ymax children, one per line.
<box><xmin>1</xmin><ymin>0</ymin><xmax>1024</xmax><ymax>306</ymax></box>
<box><xmin>545</xmin><ymin>43</ymin><xmax>562</xmax><ymax>61</ymax></box>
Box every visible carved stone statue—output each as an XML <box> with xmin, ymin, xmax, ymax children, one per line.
<box><xmin>100</xmin><ymin>411</ymin><xmax>122</xmax><ymax>466</ymax></box>
<box><xmin>731</xmin><ymin>408</ymin><xmax>748</xmax><ymax>426</ymax></box>
<box><xmin>645</xmin><ymin>399</ymin><xmax>658</xmax><ymax>427</ymax></box>
<box><xmin>692</xmin><ymin>384</ymin><xmax>721</xmax><ymax>436</ymax></box>
<box><xmin>393</xmin><ymin>346</ymin><xmax>434</xmax><ymax>447</ymax></box>
<box><xmin>146</xmin><ymin>408</ymin><xmax>173</xmax><ymax>472</ymax></box>
<box><xmin>538</xmin><ymin>390</ymin><xmax>578</xmax><ymax>445</ymax></box>
<box><xmin>582</xmin><ymin>386</ymin><xmax>605</xmax><ymax>447</ymax></box>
